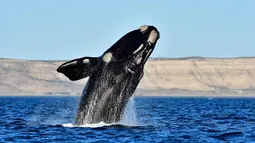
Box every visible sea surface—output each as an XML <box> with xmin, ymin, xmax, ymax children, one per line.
<box><xmin>0</xmin><ymin>96</ymin><xmax>254</xmax><ymax>143</ymax></box>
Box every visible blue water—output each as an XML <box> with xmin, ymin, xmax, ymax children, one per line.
<box><xmin>0</xmin><ymin>96</ymin><xmax>255</xmax><ymax>143</ymax></box>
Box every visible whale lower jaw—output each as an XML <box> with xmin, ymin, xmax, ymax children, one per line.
<box><xmin>132</xmin><ymin>42</ymin><xmax>155</xmax><ymax>66</ymax></box>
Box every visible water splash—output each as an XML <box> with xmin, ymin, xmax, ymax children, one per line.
<box><xmin>62</xmin><ymin>122</ymin><xmax>112</xmax><ymax>128</ymax></box>
<box><xmin>63</xmin><ymin>96</ymin><xmax>138</xmax><ymax>128</ymax></box>
<box><xmin>76</xmin><ymin>69</ymin><xmax>139</xmax><ymax>124</ymax></box>
<box><xmin>119</xmin><ymin>96</ymin><xmax>137</xmax><ymax>126</ymax></box>
<box><xmin>61</xmin><ymin>121</ymin><xmax>141</xmax><ymax>128</ymax></box>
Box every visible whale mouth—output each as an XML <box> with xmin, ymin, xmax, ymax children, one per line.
<box><xmin>132</xmin><ymin>25</ymin><xmax>160</xmax><ymax>65</ymax></box>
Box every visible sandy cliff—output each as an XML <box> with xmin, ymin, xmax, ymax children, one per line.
<box><xmin>0</xmin><ymin>58</ymin><xmax>255</xmax><ymax>96</ymax></box>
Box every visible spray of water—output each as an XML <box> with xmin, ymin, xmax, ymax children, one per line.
<box><xmin>61</xmin><ymin>96</ymin><xmax>138</xmax><ymax>128</ymax></box>
<box><xmin>74</xmin><ymin>65</ymin><xmax>141</xmax><ymax>125</ymax></box>
<box><xmin>119</xmin><ymin>96</ymin><xmax>137</xmax><ymax>126</ymax></box>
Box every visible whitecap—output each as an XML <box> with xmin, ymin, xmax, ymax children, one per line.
<box><xmin>62</xmin><ymin>121</ymin><xmax>111</xmax><ymax>128</ymax></box>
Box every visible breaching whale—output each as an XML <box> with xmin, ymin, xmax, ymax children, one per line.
<box><xmin>57</xmin><ymin>25</ymin><xmax>160</xmax><ymax>125</ymax></box>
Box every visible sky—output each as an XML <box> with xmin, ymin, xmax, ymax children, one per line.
<box><xmin>0</xmin><ymin>0</ymin><xmax>255</xmax><ymax>60</ymax></box>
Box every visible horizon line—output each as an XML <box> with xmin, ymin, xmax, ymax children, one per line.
<box><xmin>1</xmin><ymin>56</ymin><xmax>255</xmax><ymax>62</ymax></box>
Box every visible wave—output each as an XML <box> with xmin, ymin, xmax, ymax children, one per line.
<box><xmin>61</xmin><ymin>122</ymin><xmax>141</xmax><ymax>128</ymax></box>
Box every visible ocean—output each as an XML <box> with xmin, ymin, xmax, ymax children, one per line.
<box><xmin>0</xmin><ymin>96</ymin><xmax>254</xmax><ymax>143</ymax></box>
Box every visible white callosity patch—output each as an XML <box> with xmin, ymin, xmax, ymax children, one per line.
<box><xmin>133</xmin><ymin>44</ymin><xmax>144</xmax><ymax>54</ymax></box>
<box><xmin>103</xmin><ymin>52</ymin><xmax>112</xmax><ymax>63</ymax></box>
<box><xmin>144</xmin><ymin>49</ymin><xmax>153</xmax><ymax>62</ymax></box>
<box><xmin>126</xmin><ymin>67</ymin><xmax>135</xmax><ymax>74</ymax></box>
<box><xmin>139</xmin><ymin>25</ymin><xmax>148</xmax><ymax>32</ymax></box>
<box><xmin>62</xmin><ymin>60</ymin><xmax>77</xmax><ymax>67</ymax></box>
<box><xmin>136</xmin><ymin>57</ymin><xmax>142</xmax><ymax>65</ymax></box>
<box><xmin>147</xmin><ymin>30</ymin><xmax>158</xmax><ymax>45</ymax></box>
<box><xmin>83</xmin><ymin>59</ymin><xmax>89</xmax><ymax>63</ymax></box>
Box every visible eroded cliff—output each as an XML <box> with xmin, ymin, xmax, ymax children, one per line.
<box><xmin>0</xmin><ymin>58</ymin><xmax>254</xmax><ymax>96</ymax></box>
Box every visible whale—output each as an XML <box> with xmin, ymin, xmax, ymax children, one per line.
<box><xmin>57</xmin><ymin>25</ymin><xmax>160</xmax><ymax>125</ymax></box>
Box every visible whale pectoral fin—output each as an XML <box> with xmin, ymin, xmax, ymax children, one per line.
<box><xmin>57</xmin><ymin>57</ymin><xmax>99</xmax><ymax>81</ymax></box>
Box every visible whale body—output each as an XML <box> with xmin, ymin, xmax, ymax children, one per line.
<box><xmin>57</xmin><ymin>25</ymin><xmax>160</xmax><ymax>125</ymax></box>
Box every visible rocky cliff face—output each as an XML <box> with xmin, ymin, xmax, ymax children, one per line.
<box><xmin>141</xmin><ymin>58</ymin><xmax>255</xmax><ymax>96</ymax></box>
<box><xmin>0</xmin><ymin>58</ymin><xmax>255</xmax><ymax>96</ymax></box>
<box><xmin>0</xmin><ymin>59</ymin><xmax>85</xmax><ymax>95</ymax></box>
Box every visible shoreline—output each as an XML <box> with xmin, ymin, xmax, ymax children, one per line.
<box><xmin>1</xmin><ymin>88</ymin><xmax>255</xmax><ymax>98</ymax></box>
<box><xmin>0</xmin><ymin>93</ymin><xmax>254</xmax><ymax>98</ymax></box>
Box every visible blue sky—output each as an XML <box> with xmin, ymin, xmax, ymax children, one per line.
<box><xmin>1</xmin><ymin>0</ymin><xmax>255</xmax><ymax>60</ymax></box>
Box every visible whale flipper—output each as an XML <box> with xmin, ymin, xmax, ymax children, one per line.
<box><xmin>57</xmin><ymin>57</ymin><xmax>99</xmax><ymax>81</ymax></box>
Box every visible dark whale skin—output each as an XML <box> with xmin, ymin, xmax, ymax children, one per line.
<box><xmin>57</xmin><ymin>25</ymin><xmax>160</xmax><ymax>125</ymax></box>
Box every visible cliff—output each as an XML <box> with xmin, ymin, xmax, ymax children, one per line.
<box><xmin>0</xmin><ymin>58</ymin><xmax>255</xmax><ymax>96</ymax></box>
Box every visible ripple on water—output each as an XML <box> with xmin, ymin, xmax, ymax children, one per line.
<box><xmin>0</xmin><ymin>96</ymin><xmax>255</xmax><ymax>143</ymax></box>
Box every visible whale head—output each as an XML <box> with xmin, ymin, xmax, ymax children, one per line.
<box><xmin>102</xmin><ymin>25</ymin><xmax>160</xmax><ymax>66</ymax></box>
